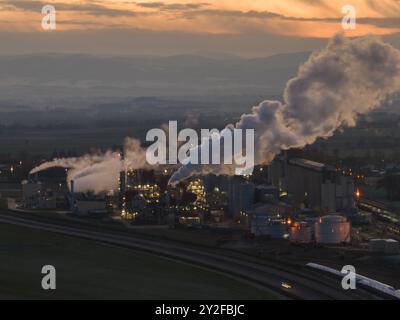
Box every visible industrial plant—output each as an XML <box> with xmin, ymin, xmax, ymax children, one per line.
<box><xmin>11</xmin><ymin>148</ymin><xmax>398</xmax><ymax>255</ymax></box>
<box><xmin>2</xmin><ymin>7</ymin><xmax>400</xmax><ymax>301</ymax></box>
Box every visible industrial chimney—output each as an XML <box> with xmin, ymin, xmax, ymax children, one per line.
<box><xmin>119</xmin><ymin>150</ymin><xmax>126</xmax><ymax>210</ymax></box>
<box><xmin>68</xmin><ymin>179</ymin><xmax>76</xmax><ymax>213</ymax></box>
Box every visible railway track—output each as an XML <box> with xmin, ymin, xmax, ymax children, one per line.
<box><xmin>0</xmin><ymin>211</ymin><xmax>384</xmax><ymax>300</ymax></box>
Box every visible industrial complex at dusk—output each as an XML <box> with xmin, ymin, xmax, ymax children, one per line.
<box><xmin>1</xmin><ymin>0</ymin><xmax>400</xmax><ymax>306</ymax></box>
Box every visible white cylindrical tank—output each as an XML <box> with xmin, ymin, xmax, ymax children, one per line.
<box><xmin>315</xmin><ymin>215</ymin><xmax>351</xmax><ymax>244</ymax></box>
<box><xmin>290</xmin><ymin>222</ymin><xmax>312</xmax><ymax>243</ymax></box>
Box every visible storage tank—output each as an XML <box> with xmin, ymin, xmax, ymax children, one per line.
<box><xmin>315</xmin><ymin>215</ymin><xmax>351</xmax><ymax>244</ymax></box>
<box><xmin>290</xmin><ymin>222</ymin><xmax>312</xmax><ymax>243</ymax></box>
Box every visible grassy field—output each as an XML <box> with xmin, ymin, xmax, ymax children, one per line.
<box><xmin>0</xmin><ymin>222</ymin><xmax>274</xmax><ymax>300</ymax></box>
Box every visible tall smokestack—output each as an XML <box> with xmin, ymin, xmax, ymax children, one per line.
<box><xmin>119</xmin><ymin>150</ymin><xmax>126</xmax><ymax>210</ymax></box>
<box><xmin>69</xmin><ymin>179</ymin><xmax>76</xmax><ymax>213</ymax></box>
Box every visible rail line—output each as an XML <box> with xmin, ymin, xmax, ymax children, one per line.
<box><xmin>0</xmin><ymin>211</ymin><xmax>385</xmax><ymax>300</ymax></box>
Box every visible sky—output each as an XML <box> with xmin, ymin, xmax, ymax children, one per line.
<box><xmin>1</xmin><ymin>0</ymin><xmax>400</xmax><ymax>57</ymax></box>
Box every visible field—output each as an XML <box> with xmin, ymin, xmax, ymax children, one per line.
<box><xmin>0</xmin><ymin>126</ymin><xmax>146</xmax><ymax>155</ymax></box>
<box><xmin>0</xmin><ymin>222</ymin><xmax>274</xmax><ymax>300</ymax></box>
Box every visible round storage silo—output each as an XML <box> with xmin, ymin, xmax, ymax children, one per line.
<box><xmin>315</xmin><ymin>215</ymin><xmax>351</xmax><ymax>244</ymax></box>
<box><xmin>290</xmin><ymin>222</ymin><xmax>312</xmax><ymax>243</ymax></box>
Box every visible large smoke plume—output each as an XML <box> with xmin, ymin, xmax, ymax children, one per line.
<box><xmin>31</xmin><ymin>34</ymin><xmax>400</xmax><ymax>191</ymax></box>
<box><xmin>168</xmin><ymin>34</ymin><xmax>400</xmax><ymax>184</ymax></box>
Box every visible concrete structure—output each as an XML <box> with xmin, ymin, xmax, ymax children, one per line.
<box><xmin>269</xmin><ymin>155</ymin><xmax>355</xmax><ymax>213</ymax></box>
<box><xmin>315</xmin><ymin>215</ymin><xmax>351</xmax><ymax>244</ymax></box>
<box><xmin>228</xmin><ymin>178</ymin><xmax>255</xmax><ymax>218</ymax></box>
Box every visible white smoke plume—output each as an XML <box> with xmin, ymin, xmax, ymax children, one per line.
<box><xmin>169</xmin><ymin>34</ymin><xmax>400</xmax><ymax>184</ymax></box>
<box><xmin>30</xmin><ymin>137</ymin><xmax>148</xmax><ymax>194</ymax></box>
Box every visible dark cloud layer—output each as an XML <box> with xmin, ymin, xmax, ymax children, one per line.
<box><xmin>1</xmin><ymin>0</ymin><xmax>144</xmax><ymax>17</ymax></box>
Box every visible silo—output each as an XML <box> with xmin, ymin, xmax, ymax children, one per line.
<box><xmin>290</xmin><ymin>222</ymin><xmax>312</xmax><ymax>243</ymax></box>
<box><xmin>315</xmin><ymin>215</ymin><xmax>351</xmax><ymax>244</ymax></box>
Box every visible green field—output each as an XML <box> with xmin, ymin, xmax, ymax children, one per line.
<box><xmin>0</xmin><ymin>222</ymin><xmax>274</xmax><ymax>300</ymax></box>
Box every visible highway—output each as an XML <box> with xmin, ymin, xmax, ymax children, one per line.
<box><xmin>0</xmin><ymin>212</ymin><xmax>386</xmax><ymax>300</ymax></box>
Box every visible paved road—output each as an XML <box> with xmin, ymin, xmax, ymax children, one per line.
<box><xmin>0</xmin><ymin>212</ymin><xmax>384</xmax><ymax>300</ymax></box>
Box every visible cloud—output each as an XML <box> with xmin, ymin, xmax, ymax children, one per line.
<box><xmin>180</xmin><ymin>6</ymin><xmax>400</xmax><ymax>30</ymax></box>
<box><xmin>2</xmin><ymin>0</ymin><xmax>400</xmax><ymax>38</ymax></box>
<box><xmin>135</xmin><ymin>1</ymin><xmax>209</xmax><ymax>11</ymax></box>
<box><xmin>1</xmin><ymin>0</ymin><xmax>145</xmax><ymax>17</ymax></box>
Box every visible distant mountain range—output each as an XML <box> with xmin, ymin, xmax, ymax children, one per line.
<box><xmin>0</xmin><ymin>51</ymin><xmax>310</xmax><ymax>106</ymax></box>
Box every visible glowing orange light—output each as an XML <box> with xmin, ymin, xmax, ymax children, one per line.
<box><xmin>356</xmin><ymin>189</ymin><xmax>361</xmax><ymax>199</ymax></box>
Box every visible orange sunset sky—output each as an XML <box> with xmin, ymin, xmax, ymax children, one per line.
<box><xmin>1</xmin><ymin>0</ymin><xmax>400</xmax><ymax>56</ymax></box>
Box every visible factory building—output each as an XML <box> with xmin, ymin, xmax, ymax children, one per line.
<box><xmin>228</xmin><ymin>177</ymin><xmax>255</xmax><ymax>218</ymax></box>
<box><xmin>21</xmin><ymin>180</ymin><xmax>42</xmax><ymax>208</ymax></box>
<box><xmin>268</xmin><ymin>155</ymin><xmax>355</xmax><ymax>213</ymax></box>
<box><xmin>67</xmin><ymin>180</ymin><xmax>108</xmax><ymax>216</ymax></box>
<box><xmin>21</xmin><ymin>179</ymin><xmax>67</xmax><ymax>209</ymax></box>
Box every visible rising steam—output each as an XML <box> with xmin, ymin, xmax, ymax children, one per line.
<box><xmin>168</xmin><ymin>34</ymin><xmax>400</xmax><ymax>184</ymax></box>
<box><xmin>31</xmin><ymin>34</ymin><xmax>400</xmax><ymax>191</ymax></box>
<box><xmin>30</xmin><ymin>138</ymin><xmax>148</xmax><ymax>193</ymax></box>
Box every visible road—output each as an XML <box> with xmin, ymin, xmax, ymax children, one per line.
<box><xmin>0</xmin><ymin>212</ymin><xmax>385</xmax><ymax>300</ymax></box>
